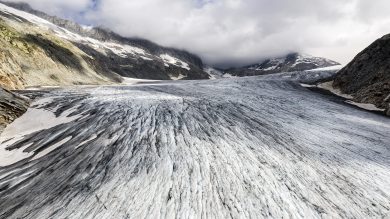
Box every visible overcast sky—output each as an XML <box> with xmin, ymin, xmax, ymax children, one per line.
<box><xmin>6</xmin><ymin>0</ymin><xmax>390</xmax><ymax>67</ymax></box>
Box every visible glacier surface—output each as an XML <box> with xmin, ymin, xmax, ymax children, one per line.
<box><xmin>0</xmin><ymin>74</ymin><xmax>389</xmax><ymax>218</ymax></box>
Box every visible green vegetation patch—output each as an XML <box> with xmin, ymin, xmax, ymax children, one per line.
<box><xmin>0</xmin><ymin>20</ymin><xmax>84</xmax><ymax>70</ymax></box>
<box><xmin>0</xmin><ymin>20</ymin><xmax>32</xmax><ymax>54</ymax></box>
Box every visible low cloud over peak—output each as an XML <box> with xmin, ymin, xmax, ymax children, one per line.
<box><xmin>5</xmin><ymin>0</ymin><xmax>390</xmax><ymax>67</ymax></box>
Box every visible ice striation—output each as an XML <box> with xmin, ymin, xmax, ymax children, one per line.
<box><xmin>0</xmin><ymin>74</ymin><xmax>389</xmax><ymax>218</ymax></box>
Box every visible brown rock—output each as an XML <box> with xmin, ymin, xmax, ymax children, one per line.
<box><xmin>0</xmin><ymin>87</ymin><xmax>29</xmax><ymax>133</ymax></box>
<box><xmin>334</xmin><ymin>34</ymin><xmax>390</xmax><ymax>115</ymax></box>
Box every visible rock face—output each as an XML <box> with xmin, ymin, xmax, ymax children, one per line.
<box><xmin>0</xmin><ymin>2</ymin><xmax>209</xmax><ymax>83</ymax></box>
<box><xmin>225</xmin><ymin>53</ymin><xmax>340</xmax><ymax>77</ymax></box>
<box><xmin>0</xmin><ymin>3</ymin><xmax>123</xmax><ymax>89</ymax></box>
<box><xmin>0</xmin><ymin>87</ymin><xmax>29</xmax><ymax>133</ymax></box>
<box><xmin>333</xmin><ymin>34</ymin><xmax>390</xmax><ymax>115</ymax></box>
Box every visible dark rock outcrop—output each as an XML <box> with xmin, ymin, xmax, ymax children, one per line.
<box><xmin>0</xmin><ymin>87</ymin><xmax>29</xmax><ymax>133</ymax></box>
<box><xmin>333</xmin><ymin>34</ymin><xmax>390</xmax><ymax>115</ymax></box>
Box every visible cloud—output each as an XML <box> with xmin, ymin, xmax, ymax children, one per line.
<box><xmin>14</xmin><ymin>0</ymin><xmax>91</xmax><ymax>16</ymax></box>
<box><xmin>4</xmin><ymin>0</ymin><xmax>390</xmax><ymax>67</ymax></box>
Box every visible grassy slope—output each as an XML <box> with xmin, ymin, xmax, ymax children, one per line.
<box><xmin>0</xmin><ymin>17</ymin><xmax>121</xmax><ymax>90</ymax></box>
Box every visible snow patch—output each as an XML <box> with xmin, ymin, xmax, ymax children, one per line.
<box><xmin>317</xmin><ymin>81</ymin><xmax>353</xmax><ymax>99</ymax></box>
<box><xmin>345</xmin><ymin>100</ymin><xmax>385</xmax><ymax>112</ymax></box>
<box><xmin>306</xmin><ymin>81</ymin><xmax>385</xmax><ymax>112</ymax></box>
<box><xmin>0</xmin><ymin>107</ymin><xmax>81</xmax><ymax>140</ymax></box>
<box><xmin>160</xmin><ymin>54</ymin><xmax>190</xmax><ymax>70</ymax></box>
<box><xmin>300</xmin><ymin>83</ymin><xmax>316</xmax><ymax>88</ymax></box>
<box><xmin>0</xmin><ymin>3</ymin><xmax>54</xmax><ymax>28</ymax></box>
<box><xmin>307</xmin><ymin>65</ymin><xmax>343</xmax><ymax>72</ymax></box>
<box><xmin>121</xmin><ymin>77</ymin><xmax>160</xmax><ymax>85</ymax></box>
<box><xmin>54</xmin><ymin>28</ymin><xmax>152</xmax><ymax>59</ymax></box>
<box><xmin>170</xmin><ymin>74</ymin><xmax>185</xmax><ymax>80</ymax></box>
<box><xmin>0</xmin><ymin>98</ymin><xmax>82</xmax><ymax>167</ymax></box>
<box><xmin>103</xmin><ymin>42</ymin><xmax>150</xmax><ymax>59</ymax></box>
<box><xmin>0</xmin><ymin>142</ymin><xmax>34</xmax><ymax>167</ymax></box>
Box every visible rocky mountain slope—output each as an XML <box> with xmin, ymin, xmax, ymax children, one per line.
<box><xmin>0</xmin><ymin>2</ymin><xmax>209</xmax><ymax>90</ymax></box>
<box><xmin>333</xmin><ymin>34</ymin><xmax>390</xmax><ymax>116</ymax></box>
<box><xmin>225</xmin><ymin>53</ymin><xmax>340</xmax><ymax>77</ymax></box>
<box><xmin>0</xmin><ymin>87</ymin><xmax>29</xmax><ymax>132</ymax></box>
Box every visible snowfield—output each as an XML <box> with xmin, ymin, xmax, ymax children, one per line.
<box><xmin>0</xmin><ymin>75</ymin><xmax>389</xmax><ymax>218</ymax></box>
<box><xmin>160</xmin><ymin>54</ymin><xmax>191</xmax><ymax>70</ymax></box>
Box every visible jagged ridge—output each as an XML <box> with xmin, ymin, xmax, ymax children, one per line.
<box><xmin>0</xmin><ymin>1</ymin><xmax>209</xmax><ymax>88</ymax></box>
<box><xmin>225</xmin><ymin>53</ymin><xmax>340</xmax><ymax>77</ymax></box>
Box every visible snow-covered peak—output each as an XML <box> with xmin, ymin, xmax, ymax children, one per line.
<box><xmin>291</xmin><ymin>53</ymin><xmax>339</xmax><ymax>68</ymax></box>
<box><xmin>223</xmin><ymin>53</ymin><xmax>341</xmax><ymax>77</ymax></box>
<box><xmin>246</xmin><ymin>53</ymin><xmax>340</xmax><ymax>72</ymax></box>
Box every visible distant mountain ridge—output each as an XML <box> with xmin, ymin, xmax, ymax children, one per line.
<box><xmin>0</xmin><ymin>1</ymin><xmax>343</xmax><ymax>88</ymax></box>
<box><xmin>1</xmin><ymin>1</ymin><xmax>204</xmax><ymax>66</ymax></box>
<box><xmin>224</xmin><ymin>53</ymin><xmax>340</xmax><ymax>77</ymax></box>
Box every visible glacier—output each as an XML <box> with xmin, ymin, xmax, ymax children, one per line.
<box><xmin>0</xmin><ymin>72</ymin><xmax>389</xmax><ymax>218</ymax></box>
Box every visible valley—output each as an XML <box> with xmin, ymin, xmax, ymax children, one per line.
<box><xmin>0</xmin><ymin>1</ymin><xmax>389</xmax><ymax>219</ymax></box>
<box><xmin>0</xmin><ymin>73</ymin><xmax>389</xmax><ymax>218</ymax></box>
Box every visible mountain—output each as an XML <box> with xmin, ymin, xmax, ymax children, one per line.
<box><xmin>0</xmin><ymin>2</ymin><xmax>209</xmax><ymax>89</ymax></box>
<box><xmin>333</xmin><ymin>34</ymin><xmax>390</xmax><ymax>116</ymax></box>
<box><xmin>224</xmin><ymin>53</ymin><xmax>341</xmax><ymax>77</ymax></box>
<box><xmin>0</xmin><ymin>2</ymin><xmax>346</xmax><ymax>88</ymax></box>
